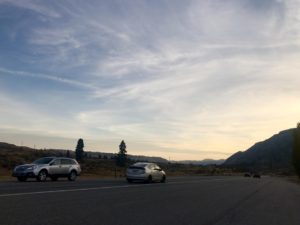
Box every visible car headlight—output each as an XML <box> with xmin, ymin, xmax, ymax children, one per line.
<box><xmin>26</xmin><ymin>165</ymin><xmax>38</xmax><ymax>171</ymax></box>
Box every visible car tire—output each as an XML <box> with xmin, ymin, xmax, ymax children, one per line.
<box><xmin>160</xmin><ymin>175</ymin><xmax>166</xmax><ymax>183</ymax></box>
<box><xmin>37</xmin><ymin>170</ymin><xmax>48</xmax><ymax>182</ymax></box>
<box><xmin>17</xmin><ymin>177</ymin><xmax>27</xmax><ymax>182</ymax></box>
<box><xmin>68</xmin><ymin>170</ymin><xmax>77</xmax><ymax>181</ymax></box>
<box><xmin>147</xmin><ymin>175</ymin><xmax>153</xmax><ymax>183</ymax></box>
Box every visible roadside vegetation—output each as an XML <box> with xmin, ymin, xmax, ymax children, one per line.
<box><xmin>0</xmin><ymin>141</ymin><xmax>238</xmax><ymax>180</ymax></box>
<box><xmin>3</xmin><ymin>133</ymin><xmax>296</xmax><ymax>181</ymax></box>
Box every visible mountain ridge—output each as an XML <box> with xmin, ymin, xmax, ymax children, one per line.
<box><xmin>0</xmin><ymin>142</ymin><xmax>168</xmax><ymax>163</ymax></box>
<box><xmin>223</xmin><ymin>128</ymin><xmax>295</xmax><ymax>171</ymax></box>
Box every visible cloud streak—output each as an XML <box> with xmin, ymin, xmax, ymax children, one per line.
<box><xmin>0</xmin><ymin>0</ymin><xmax>300</xmax><ymax>160</ymax></box>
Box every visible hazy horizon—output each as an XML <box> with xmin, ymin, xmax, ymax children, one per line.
<box><xmin>1</xmin><ymin>0</ymin><xmax>300</xmax><ymax>160</ymax></box>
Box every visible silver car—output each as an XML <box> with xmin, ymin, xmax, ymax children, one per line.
<box><xmin>126</xmin><ymin>162</ymin><xmax>166</xmax><ymax>183</ymax></box>
<box><xmin>12</xmin><ymin>157</ymin><xmax>81</xmax><ymax>182</ymax></box>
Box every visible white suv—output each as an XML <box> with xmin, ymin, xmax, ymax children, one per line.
<box><xmin>12</xmin><ymin>157</ymin><xmax>81</xmax><ymax>182</ymax></box>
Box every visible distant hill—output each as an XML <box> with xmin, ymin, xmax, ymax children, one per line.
<box><xmin>128</xmin><ymin>155</ymin><xmax>168</xmax><ymax>163</ymax></box>
<box><xmin>85</xmin><ymin>151</ymin><xmax>168</xmax><ymax>163</ymax></box>
<box><xmin>223</xmin><ymin>129</ymin><xmax>295</xmax><ymax>171</ymax></box>
<box><xmin>0</xmin><ymin>142</ymin><xmax>168</xmax><ymax>170</ymax></box>
<box><xmin>176</xmin><ymin>159</ymin><xmax>225</xmax><ymax>166</ymax></box>
<box><xmin>0</xmin><ymin>142</ymin><xmax>70</xmax><ymax>169</ymax></box>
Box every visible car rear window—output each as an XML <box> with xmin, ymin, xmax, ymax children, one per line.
<box><xmin>129</xmin><ymin>166</ymin><xmax>145</xmax><ymax>170</ymax></box>
<box><xmin>133</xmin><ymin>163</ymin><xmax>148</xmax><ymax>168</ymax></box>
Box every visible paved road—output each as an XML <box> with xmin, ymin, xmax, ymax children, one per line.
<box><xmin>0</xmin><ymin>176</ymin><xmax>299</xmax><ymax>225</ymax></box>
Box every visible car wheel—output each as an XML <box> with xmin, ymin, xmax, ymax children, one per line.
<box><xmin>17</xmin><ymin>177</ymin><xmax>27</xmax><ymax>182</ymax></box>
<box><xmin>50</xmin><ymin>176</ymin><xmax>58</xmax><ymax>181</ymax></box>
<box><xmin>68</xmin><ymin>170</ymin><xmax>77</xmax><ymax>181</ymax></box>
<box><xmin>147</xmin><ymin>175</ymin><xmax>153</xmax><ymax>183</ymax></box>
<box><xmin>160</xmin><ymin>175</ymin><xmax>166</xmax><ymax>183</ymax></box>
<box><xmin>37</xmin><ymin>170</ymin><xmax>47</xmax><ymax>182</ymax></box>
<box><xmin>127</xmin><ymin>178</ymin><xmax>133</xmax><ymax>183</ymax></box>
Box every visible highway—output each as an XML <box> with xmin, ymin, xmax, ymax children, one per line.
<box><xmin>0</xmin><ymin>176</ymin><xmax>299</xmax><ymax>225</ymax></box>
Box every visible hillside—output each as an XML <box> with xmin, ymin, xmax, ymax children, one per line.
<box><xmin>223</xmin><ymin>128</ymin><xmax>295</xmax><ymax>172</ymax></box>
<box><xmin>0</xmin><ymin>142</ymin><xmax>234</xmax><ymax>178</ymax></box>
<box><xmin>85</xmin><ymin>151</ymin><xmax>168</xmax><ymax>163</ymax></box>
<box><xmin>0</xmin><ymin>142</ymin><xmax>71</xmax><ymax>169</ymax></box>
<box><xmin>0</xmin><ymin>142</ymin><xmax>168</xmax><ymax>169</ymax></box>
<box><xmin>176</xmin><ymin>159</ymin><xmax>225</xmax><ymax>166</ymax></box>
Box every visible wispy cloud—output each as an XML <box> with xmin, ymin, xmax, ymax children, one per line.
<box><xmin>0</xmin><ymin>0</ymin><xmax>61</xmax><ymax>18</ymax></box>
<box><xmin>0</xmin><ymin>0</ymin><xmax>300</xmax><ymax>160</ymax></box>
<box><xmin>0</xmin><ymin>67</ymin><xmax>94</xmax><ymax>89</ymax></box>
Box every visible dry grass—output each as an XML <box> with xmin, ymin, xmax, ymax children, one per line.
<box><xmin>0</xmin><ymin>168</ymin><xmax>14</xmax><ymax>181</ymax></box>
<box><xmin>0</xmin><ymin>143</ymin><xmax>241</xmax><ymax>180</ymax></box>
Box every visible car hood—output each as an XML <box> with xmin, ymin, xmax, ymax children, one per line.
<box><xmin>15</xmin><ymin>164</ymin><xmax>35</xmax><ymax>170</ymax></box>
<box><xmin>15</xmin><ymin>163</ymin><xmax>45</xmax><ymax>169</ymax></box>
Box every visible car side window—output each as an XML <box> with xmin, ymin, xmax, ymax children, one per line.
<box><xmin>61</xmin><ymin>159</ymin><xmax>71</xmax><ymax>165</ymax></box>
<box><xmin>52</xmin><ymin>159</ymin><xmax>61</xmax><ymax>165</ymax></box>
<box><xmin>68</xmin><ymin>159</ymin><xmax>76</xmax><ymax>165</ymax></box>
<box><xmin>70</xmin><ymin>160</ymin><xmax>77</xmax><ymax>165</ymax></box>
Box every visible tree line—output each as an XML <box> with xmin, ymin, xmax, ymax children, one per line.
<box><xmin>75</xmin><ymin>138</ymin><xmax>128</xmax><ymax>167</ymax></box>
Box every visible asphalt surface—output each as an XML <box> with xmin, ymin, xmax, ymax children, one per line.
<box><xmin>0</xmin><ymin>176</ymin><xmax>299</xmax><ymax>225</ymax></box>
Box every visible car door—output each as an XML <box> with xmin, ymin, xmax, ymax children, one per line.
<box><xmin>61</xmin><ymin>159</ymin><xmax>72</xmax><ymax>175</ymax></box>
<box><xmin>48</xmin><ymin>159</ymin><xmax>62</xmax><ymax>175</ymax></box>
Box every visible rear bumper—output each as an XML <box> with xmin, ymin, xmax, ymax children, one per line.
<box><xmin>126</xmin><ymin>174</ymin><xmax>148</xmax><ymax>180</ymax></box>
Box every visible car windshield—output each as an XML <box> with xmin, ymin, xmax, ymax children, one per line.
<box><xmin>33</xmin><ymin>157</ymin><xmax>54</xmax><ymax>165</ymax></box>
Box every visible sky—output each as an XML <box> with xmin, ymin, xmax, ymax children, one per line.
<box><xmin>0</xmin><ymin>0</ymin><xmax>300</xmax><ymax>160</ymax></box>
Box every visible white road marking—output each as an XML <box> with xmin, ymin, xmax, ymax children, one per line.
<box><xmin>0</xmin><ymin>177</ymin><xmax>241</xmax><ymax>198</ymax></box>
